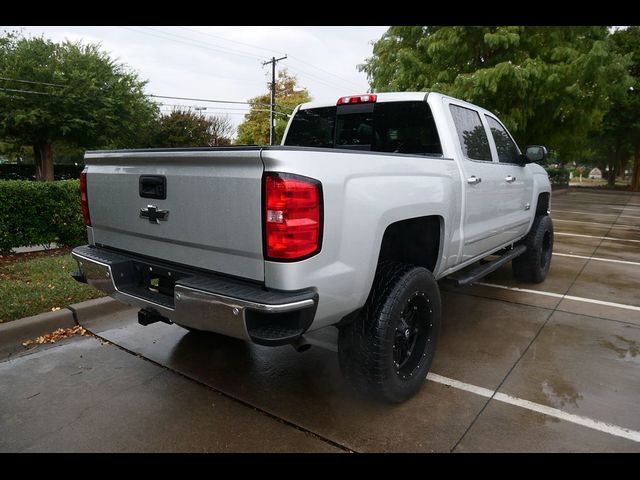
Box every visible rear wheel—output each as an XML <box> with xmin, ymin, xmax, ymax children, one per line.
<box><xmin>338</xmin><ymin>261</ymin><xmax>441</xmax><ymax>403</ymax></box>
<box><xmin>512</xmin><ymin>215</ymin><xmax>554</xmax><ymax>283</ymax></box>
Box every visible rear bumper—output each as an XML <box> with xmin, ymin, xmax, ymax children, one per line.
<box><xmin>71</xmin><ymin>245</ymin><xmax>317</xmax><ymax>346</ymax></box>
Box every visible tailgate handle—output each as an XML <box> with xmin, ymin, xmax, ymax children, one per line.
<box><xmin>139</xmin><ymin>176</ymin><xmax>167</xmax><ymax>200</ymax></box>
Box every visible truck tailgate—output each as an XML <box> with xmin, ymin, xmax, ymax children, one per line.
<box><xmin>85</xmin><ymin>149</ymin><xmax>265</xmax><ymax>282</ymax></box>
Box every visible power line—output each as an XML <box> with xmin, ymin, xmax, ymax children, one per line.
<box><xmin>0</xmin><ymin>76</ymin><xmax>67</xmax><ymax>88</ymax></box>
<box><xmin>150</xmin><ymin>94</ymin><xmax>249</xmax><ymax>105</ymax></box>
<box><xmin>157</xmin><ymin>26</ymin><xmax>360</xmax><ymax>92</ymax></box>
<box><xmin>214</xmin><ymin>110</ymin><xmax>290</xmax><ymax>118</ymax></box>
<box><xmin>0</xmin><ymin>87</ymin><xmax>51</xmax><ymax>96</ymax></box>
<box><xmin>288</xmin><ymin>55</ymin><xmax>364</xmax><ymax>90</ymax></box>
<box><xmin>121</xmin><ymin>26</ymin><xmax>262</xmax><ymax>62</ymax></box>
<box><xmin>178</xmin><ymin>26</ymin><xmax>285</xmax><ymax>57</ymax></box>
<box><xmin>286</xmin><ymin>66</ymin><xmax>353</xmax><ymax>92</ymax></box>
<box><xmin>0</xmin><ymin>77</ymin><xmax>271</xmax><ymax>108</ymax></box>
<box><xmin>158</xmin><ymin>109</ymin><xmax>289</xmax><ymax>117</ymax></box>
<box><xmin>0</xmin><ymin>85</ymin><xmax>295</xmax><ymax>113</ymax></box>
<box><xmin>0</xmin><ymin>84</ymin><xmax>294</xmax><ymax>114</ymax></box>
<box><xmin>177</xmin><ymin>27</ymin><xmax>364</xmax><ymax>91</ymax></box>
<box><xmin>158</xmin><ymin>103</ymin><xmax>252</xmax><ymax>111</ymax></box>
<box><xmin>149</xmin><ymin>94</ymin><xmax>294</xmax><ymax>112</ymax></box>
<box><xmin>147</xmin><ymin>26</ymin><xmax>265</xmax><ymax>62</ymax></box>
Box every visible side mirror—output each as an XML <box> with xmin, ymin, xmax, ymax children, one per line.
<box><xmin>523</xmin><ymin>145</ymin><xmax>548</xmax><ymax>164</ymax></box>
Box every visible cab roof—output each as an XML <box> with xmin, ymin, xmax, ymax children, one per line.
<box><xmin>296</xmin><ymin>91</ymin><xmax>495</xmax><ymax>119</ymax></box>
<box><xmin>298</xmin><ymin>92</ymin><xmax>431</xmax><ymax>110</ymax></box>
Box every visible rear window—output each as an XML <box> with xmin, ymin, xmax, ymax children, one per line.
<box><xmin>284</xmin><ymin>101</ymin><xmax>442</xmax><ymax>156</ymax></box>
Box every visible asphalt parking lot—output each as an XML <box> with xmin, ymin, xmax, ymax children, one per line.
<box><xmin>2</xmin><ymin>189</ymin><xmax>639</xmax><ymax>452</ymax></box>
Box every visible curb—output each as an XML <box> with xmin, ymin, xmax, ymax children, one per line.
<box><xmin>0</xmin><ymin>309</ymin><xmax>76</xmax><ymax>350</ymax></box>
<box><xmin>0</xmin><ymin>297</ymin><xmax>129</xmax><ymax>351</ymax></box>
<box><xmin>69</xmin><ymin>297</ymin><xmax>130</xmax><ymax>323</ymax></box>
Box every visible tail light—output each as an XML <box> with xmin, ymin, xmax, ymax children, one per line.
<box><xmin>80</xmin><ymin>169</ymin><xmax>91</xmax><ymax>226</ymax></box>
<box><xmin>337</xmin><ymin>94</ymin><xmax>377</xmax><ymax>105</ymax></box>
<box><xmin>264</xmin><ymin>173</ymin><xmax>322</xmax><ymax>261</ymax></box>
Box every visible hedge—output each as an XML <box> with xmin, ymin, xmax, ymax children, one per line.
<box><xmin>0</xmin><ymin>164</ymin><xmax>84</xmax><ymax>181</ymax></box>
<box><xmin>544</xmin><ymin>167</ymin><xmax>570</xmax><ymax>187</ymax></box>
<box><xmin>0</xmin><ymin>180</ymin><xmax>87</xmax><ymax>253</ymax></box>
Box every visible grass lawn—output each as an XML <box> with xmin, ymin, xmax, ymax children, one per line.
<box><xmin>0</xmin><ymin>249</ymin><xmax>105</xmax><ymax>323</ymax></box>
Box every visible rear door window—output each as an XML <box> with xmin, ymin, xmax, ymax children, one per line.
<box><xmin>449</xmin><ymin>105</ymin><xmax>492</xmax><ymax>161</ymax></box>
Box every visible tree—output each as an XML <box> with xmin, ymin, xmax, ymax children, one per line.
<box><xmin>360</xmin><ymin>27</ymin><xmax>630</xmax><ymax>162</ymax></box>
<box><xmin>0</xmin><ymin>33</ymin><xmax>157</xmax><ymax>181</ymax></box>
<box><xmin>236</xmin><ymin>70</ymin><xmax>311</xmax><ymax>145</ymax></box>
<box><xmin>149</xmin><ymin>109</ymin><xmax>234</xmax><ymax>147</ymax></box>
<box><xmin>208</xmin><ymin>115</ymin><xmax>234</xmax><ymax>146</ymax></box>
<box><xmin>592</xmin><ymin>27</ymin><xmax>640</xmax><ymax>189</ymax></box>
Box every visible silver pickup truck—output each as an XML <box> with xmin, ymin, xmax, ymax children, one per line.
<box><xmin>72</xmin><ymin>92</ymin><xmax>553</xmax><ymax>402</ymax></box>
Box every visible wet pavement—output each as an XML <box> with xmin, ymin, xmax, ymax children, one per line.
<box><xmin>1</xmin><ymin>189</ymin><xmax>639</xmax><ymax>452</ymax></box>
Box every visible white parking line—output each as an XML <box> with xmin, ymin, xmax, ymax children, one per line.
<box><xmin>607</xmin><ymin>206</ymin><xmax>640</xmax><ymax>211</ymax></box>
<box><xmin>554</xmin><ymin>219</ymin><xmax>640</xmax><ymax>231</ymax></box>
<box><xmin>554</xmin><ymin>219</ymin><xmax>640</xmax><ymax>230</ymax></box>
<box><xmin>475</xmin><ymin>282</ymin><xmax>640</xmax><ymax>312</ymax></box>
<box><xmin>555</xmin><ymin>232</ymin><xmax>640</xmax><ymax>244</ymax></box>
<box><xmin>475</xmin><ymin>282</ymin><xmax>562</xmax><ymax>299</ymax></box>
<box><xmin>552</xmin><ymin>209</ymin><xmax>640</xmax><ymax>220</ymax></box>
<box><xmin>553</xmin><ymin>252</ymin><xmax>640</xmax><ymax>267</ymax></box>
<box><xmin>426</xmin><ymin>373</ymin><xmax>640</xmax><ymax>443</ymax></box>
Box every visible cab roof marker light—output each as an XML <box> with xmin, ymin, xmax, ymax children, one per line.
<box><xmin>337</xmin><ymin>94</ymin><xmax>377</xmax><ymax>105</ymax></box>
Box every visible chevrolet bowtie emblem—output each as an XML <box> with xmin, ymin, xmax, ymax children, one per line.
<box><xmin>140</xmin><ymin>205</ymin><xmax>169</xmax><ymax>224</ymax></box>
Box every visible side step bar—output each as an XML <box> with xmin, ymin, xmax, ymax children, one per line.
<box><xmin>448</xmin><ymin>245</ymin><xmax>527</xmax><ymax>287</ymax></box>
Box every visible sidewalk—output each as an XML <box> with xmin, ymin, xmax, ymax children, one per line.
<box><xmin>12</xmin><ymin>243</ymin><xmax>60</xmax><ymax>254</ymax></box>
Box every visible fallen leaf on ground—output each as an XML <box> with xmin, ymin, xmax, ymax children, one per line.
<box><xmin>22</xmin><ymin>325</ymin><xmax>89</xmax><ymax>348</ymax></box>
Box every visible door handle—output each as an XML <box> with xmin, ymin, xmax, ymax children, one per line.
<box><xmin>467</xmin><ymin>176</ymin><xmax>482</xmax><ymax>185</ymax></box>
<box><xmin>505</xmin><ymin>175</ymin><xmax>516</xmax><ymax>183</ymax></box>
<box><xmin>139</xmin><ymin>175</ymin><xmax>167</xmax><ymax>199</ymax></box>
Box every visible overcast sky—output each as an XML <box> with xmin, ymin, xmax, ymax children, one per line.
<box><xmin>10</xmin><ymin>26</ymin><xmax>389</xmax><ymax>135</ymax></box>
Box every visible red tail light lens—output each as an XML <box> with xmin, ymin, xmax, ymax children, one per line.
<box><xmin>337</xmin><ymin>94</ymin><xmax>377</xmax><ymax>105</ymax></box>
<box><xmin>80</xmin><ymin>170</ymin><xmax>91</xmax><ymax>226</ymax></box>
<box><xmin>264</xmin><ymin>173</ymin><xmax>322</xmax><ymax>261</ymax></box>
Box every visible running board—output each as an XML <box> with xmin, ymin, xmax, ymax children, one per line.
<box><xmin>448</xmin><ymin>245</ymin><xmax>527</xmax><ymax>287</ymax></box>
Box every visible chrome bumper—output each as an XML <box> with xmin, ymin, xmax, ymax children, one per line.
<box><xmin>71</xmin><ymin>246</ymin><xmax>317</xmax><ymax>345</ymax></box>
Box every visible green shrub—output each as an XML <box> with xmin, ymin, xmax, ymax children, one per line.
<box><xmin>0</xmin><ymin>180</ymin><xmax>87</xmax><ymax>253</ymax></box>
<box><xmin>544</xmin><ymin>167</ymin><xmax>570</xmax><ymax>187</ymax></box>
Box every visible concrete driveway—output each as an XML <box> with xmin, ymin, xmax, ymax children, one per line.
<box><xmin>2</xmin><ymin>189</ymin><xmax>639</xmax><ymax>452</ymax></box>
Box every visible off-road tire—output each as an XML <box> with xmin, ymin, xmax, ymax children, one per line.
<box><xmin>512</xmin><ymin>214</ymin><xmax>554</xmax><ymax>283</ymax></box>
<box><xmin>338</xmin><ymin>261</ymin><xmax>441</xmax><ymax>403</ymax></box>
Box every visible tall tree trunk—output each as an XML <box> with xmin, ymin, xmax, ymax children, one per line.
<box><xmin>33</xmin><ymin>143</ymin><xmax>54</xmax><ymax>182</ymax></box>
<box><xmin>632</xmin><ymin>144</ymin><xmax>640</xmax><ymax>192</ymax></box>
<box><xmin>607</xmin><ymin>160</ymin><xmax>616</xmax><ymax>187</ymax></box>
<box><xmin>606</xmin><ymin>146</ymin><xmax>614</xmax><ymax>187</ymax></box>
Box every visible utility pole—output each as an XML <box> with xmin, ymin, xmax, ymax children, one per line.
<box><xmin>262</xmin><ymin>55</ymin><xmax>287</xmax><ymax>145</ymax></box>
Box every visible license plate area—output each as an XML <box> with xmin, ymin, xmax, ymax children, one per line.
<box><xmin>132</xmin><ymin>261</ymin><xmax>185</xmax><ymax>301</ymax></box>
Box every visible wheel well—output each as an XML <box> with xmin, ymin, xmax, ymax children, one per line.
<box><xmin>377</xmin><ymin>216</ymin><xmax>441</xmax><ymax>272</ymax></box>
<box><xmin>536</xmin><ymin>192</ymin><xmax>550</xmax><ymax>215</ymax></box>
